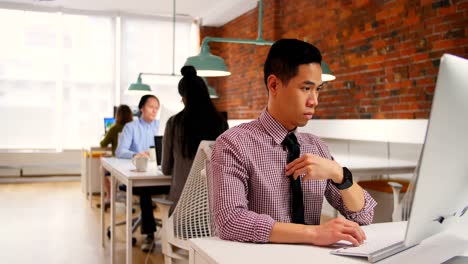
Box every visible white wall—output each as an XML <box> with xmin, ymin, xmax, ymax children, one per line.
<box><xmin>0</xmin><ymin>150</ymin><xmax>81</xmax><ymax>176</ymax></box>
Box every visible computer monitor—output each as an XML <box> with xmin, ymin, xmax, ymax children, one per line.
<box><xmin>331</xmin><ymin>54</ymin><xmax>468</xmax><ymax>263</ymax></box>
<box><xmin>404</xmin><ymin>54</ymin><xmax>468</xmax><ymax>246</ymax></box>
<box><xmin>158</xmin><ymin>104</ymin><xmax>182</xmax><ymax>136</ymax></box>
<box><xmin>104</xmin><ymin>117</ymin><xmax>115</xmax><ymax>134</ymax></box>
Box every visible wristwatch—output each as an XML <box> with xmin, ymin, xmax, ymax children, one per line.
<box><xmin>333</xmin><ymin>167</ymin><xmax>353</xmax><ymax>190</ymax></box>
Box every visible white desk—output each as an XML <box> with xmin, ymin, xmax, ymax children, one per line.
<box><xmin>87</xmin><ymin>147</ymin><xmax>111</xmax><ymax>207</ymax></box>
<box><xmin>189</xmin><ymin>222</ymin><xmax>468</xmax><ymax>264</ymax></box>
<box><xmin>340</xmin><ymin>155</ymin><xmax>416</xmax><ymax>179</ymax></box>
<box><xmin>101</xmin><ymin>157</ymin><xmax>171</xmax><ymax>264</ymax></box>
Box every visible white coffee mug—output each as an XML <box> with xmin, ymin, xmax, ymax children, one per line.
<box><xmin>132</xmin><ymin>156</ymin><xmax>149</xmax><ymax>172</ymax></box>
<box><xmin>149</xmin><ymin>147</ymin><xmax>156</xmax><ymax>161</ymax></box>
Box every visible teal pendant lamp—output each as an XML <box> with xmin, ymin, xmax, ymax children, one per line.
<box><xmin>321</xmin><ymin>62</ymin><xmax>336</xmax><ymax>82</ymax></box>
<box><xmin>185</xmin><ymin>44</ymin><xmax>230</xmax><ymax>77</ymax></box>
<box><xmin>128</xmin><ymin>73</ymin><xmax>152</xmax><ymax>93</ymax></box>
<box><xmin>185</xmin><ymin>0</ymin><xmax>273</xmax><ymax>77</ymax></box>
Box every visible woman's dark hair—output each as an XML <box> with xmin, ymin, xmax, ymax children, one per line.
<box><xmin>174</xmin><ymin>65</ymin><xmax>228</xmax><ymax>159</ymax></box>
<box><xmin>263</xmin><ymin>39</ymin><xmax>322</xmax><ymax>91</ymax></box>
<box><xmin>115</xmin><ymin>104</ymin><xmax>133</xmax><ymax>126</ymax></box>
<box><xmin>137</xmin><ymin>94</ymin><xmax>159</xmax><ymax>117</ymax></box>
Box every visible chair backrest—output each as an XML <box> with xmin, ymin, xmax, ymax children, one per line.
<box><xmin>171</xmin><ymin>140</ymin><xmax>215</xmax><ymax>240</ymax></box>
<box><xmin>205</xmin><ymin>158</ymin><xmax>217</xmax><ymax>236</ymax></box>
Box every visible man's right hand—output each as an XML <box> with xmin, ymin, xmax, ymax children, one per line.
<box><xmin>310</xmin><ymin>217</ymin><xmax>366</xmax><ymax>246</ymax></box>
<box><xmin>269</xmin><ymin>217</ymin><xmax>366</xmax><ymax>246</ymax></box>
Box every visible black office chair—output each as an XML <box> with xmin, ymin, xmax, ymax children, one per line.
<box><xmin>106</xmin><ymin>185</ymin><xmax>163</xmax><ymax>246</ymax></box>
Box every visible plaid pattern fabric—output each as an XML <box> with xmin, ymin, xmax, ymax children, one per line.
<box><xmin>211</xmin><ymin>109</ymin><xmax>376</xmax><ymax>243</ymax></box>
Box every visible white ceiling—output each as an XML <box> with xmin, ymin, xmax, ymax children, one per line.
<box><xmin>0</xmin><ymin>0</ymin><xmax>258</xmax><ymax>26</ymax></box>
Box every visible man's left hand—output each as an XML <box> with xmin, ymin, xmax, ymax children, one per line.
<box><xmin>285</xmin><ymin>153</ymin><xmax>343</xmax><ymax>183</ymax></box>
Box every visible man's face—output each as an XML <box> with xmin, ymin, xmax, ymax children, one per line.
<box><xmin>269</xmin><ymin>63</ymin><xmax>323</xmax><ymax>131</ymax></box>
<box><xmin>140</xmin><ymin>97</ymin><xmax>159</xmax><ymax>122</ymax></box>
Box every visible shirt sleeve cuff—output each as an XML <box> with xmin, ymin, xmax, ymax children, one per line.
<box><xmin>254</xmin><ymin>215</ymin><xmax>276</xmax><ymax>243</ymax></box>
<box><xmin>121</xmin><ymin>151</ymin><xmax>135</xmax><ymax>159</ymax></box>
<box><xmin>341</xmin><ymin>190</ymin><xmax>377</xmax><ymax>225</ymax></box>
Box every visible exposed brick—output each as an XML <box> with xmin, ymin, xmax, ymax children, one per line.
<box><xmin>420</xmin><ymin>0</ymin><xmax>431</xmax><ymax>6</ymax></box>
<box><xmin>444</xmin><ymin>28</ymin><xmax>466</xmax><ymax>39</ymax></box>
<box><xmin>203</xmin><ymin>0</ymin><xmax>467</xmax><ymax>120</ymax></box>
<box><xmin>432</xmin><ymin>0</ymin><xmax>451</xmax><ymax>9</ymax></box>
<box><xmin>396</xmin><ymin>112</ymin><xmax>416</xmax><ymax>118</ymax></box>
<box><xmin>380</xmin><ymin>104</ymin><xmax>393</xmax><ymax>111</ymax></box>
<box><xmin>438</xmin><ymin>5</ymin><xmax>458</xmax><ymax>16</ymax></box>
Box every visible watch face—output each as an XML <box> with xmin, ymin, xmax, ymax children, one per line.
<box><xmin>343</xmin><ymin>167</ymin><xmax>352</xmax><ymax>180</ymax></box>
<box><xmin>336</xmin><ymin>167</ymin><xmax>353</xmax><ymax>190</ymax></box>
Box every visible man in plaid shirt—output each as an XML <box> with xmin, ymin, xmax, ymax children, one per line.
<box><xmin>211</xmin><ymin>39</ymin><xmax>376</xmax><ymax>246</ymax></box>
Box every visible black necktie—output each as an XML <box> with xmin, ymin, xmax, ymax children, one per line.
<box><xmin>282</xmin><ymin>133</ymin><xmax>305</xmax><ymax>224</ymax></box>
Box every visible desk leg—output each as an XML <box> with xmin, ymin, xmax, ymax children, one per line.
<box><xmin>100</xmin><ymin>165</ymin><xmax>105</xmax><ymax>248</ymax></box>
<box><xmin>87</xmin><ymin>154</ymin><xmax>91</xmax><ymax>202</ymax></box>
<box><xmin>126</xmin><ymin>181</ymin><xmax>133</xmax><ymax>264</ymax></box>
<box><xmin>110</xmin><ymin>174</ymin><xmax>116</xmax><ymax>264</ymax></box>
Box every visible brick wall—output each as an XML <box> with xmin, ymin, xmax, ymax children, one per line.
<box><xmin>201</xmin><ymin>0</ymin><xmax>468</xmax><ymax>119</ymax></box>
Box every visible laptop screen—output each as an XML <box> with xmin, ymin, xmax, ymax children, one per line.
<box><xmin>104</xmin><ymin>117</ymin><xmax>115</xmax><ymax>134</ymax></box>
<box><xmin>154</xmin><ymin>136</ymin><xmax>163</xmax><ymax>166</ymax></box>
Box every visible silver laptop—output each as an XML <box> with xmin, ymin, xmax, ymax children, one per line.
<box><xmin>331</xmin><ymin>54</ymin><xmax>468</xmax><ymax>263</ymax></box>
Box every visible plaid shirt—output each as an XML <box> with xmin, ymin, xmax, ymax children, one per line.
<box><xmin>211</xmin><ymin>109</ymin><xmax>376</xmax><ymax>243</ymax></box>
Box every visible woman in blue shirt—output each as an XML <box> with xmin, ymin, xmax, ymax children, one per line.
<box><xmin>116</xmin><ymin>94</ymin><xmax>170</xmax><ymax>252</ymax></box>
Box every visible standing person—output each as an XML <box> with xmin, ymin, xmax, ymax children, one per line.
<box><xmin>211</xmin><ymin>39</ymin><xmax>376</xmax><ymax>246</ymax></box>
<box><xmin>100</xmin><ymin>104</ymin><xmax>133</xmax><ymax>203</ymax></box>
<box><xmin>115</xmin><ymin>94</ymin><xmax>170</xmax><ymax>252</ymax></box>
<box><xmin>162</xmin><ymin>65</ymin><xmax>228</xmax><ymax>214</ymax></box>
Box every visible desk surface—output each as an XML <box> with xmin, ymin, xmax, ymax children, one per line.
<box><xmin>101</xmin><ymin>157</ymin><xmax>171</xmax><ymax>181</ymax></box>
<box><xmin>189</xmin><ymin>222</ymin><xmax>468</xmax><ymax>264</ymax></box>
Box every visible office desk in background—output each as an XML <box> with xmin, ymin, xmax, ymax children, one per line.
<box><xmin>189</xmin><ymin>221</ymin><xmax>468</xmax><ymax>264</ymax></box>
<box><xmin>335</xmin><ymin>155</ymin><xmax>416</xmax><ymax>179</ymax></box>
<box><xmin>101</xmin><ymin>157</ymin><xmax>171</xmax><ymax>264</ymax></box>
<box><xmin>81</xmin><ymin>146</ymin><xmax>111</xmax><ymax>207</ymax></box>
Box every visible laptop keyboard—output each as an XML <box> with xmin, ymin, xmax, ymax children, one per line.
<box><xmin>332</xmin><ymin>239</ymin><xmax>402</xmax><ymax>256</ymax></box>
<box><xmin>329</xmin><ymin>221</ymin><xmax>408</xmax><ymax>262</ymax></box>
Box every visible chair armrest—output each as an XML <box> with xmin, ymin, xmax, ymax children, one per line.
<box><xmin>153</xmin><ymin>198</ymin><xmax>174</xmax><ymax>219</ymax></box>
<box><xmin>387</xmin><ymin>181</ymin><xmax>403</xmax><ymax>190</ymax></box>
<box><xmin>153</xmin><ymin>198</ymin><xmax>174</xmax><ymax>206</ymax></box>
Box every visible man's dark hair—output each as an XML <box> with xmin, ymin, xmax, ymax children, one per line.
<box><xmin>263</xmin><ymin>39</ymin><xmax>322</xmax><ymax>91</ymax></box>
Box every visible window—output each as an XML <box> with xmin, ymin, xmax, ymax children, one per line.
<box><xmin>120</xmin><ymin>15</ymin><xmax>193</xmax><ymax>113</ymax></box>
<box><xmin>0</xmin><ymin>6</ymin><xmax>198</xmax><ymax>150</ymax></box>
<box><xmin>62</xmin><ymin>14</ymin><xmax>115</xmax><ymax>149</ymax></box>
<box><xmin>0</xmin><ymin>9</ymin><xmax>116</xmax><ymax>150</ymax></box>
<box><xmin>0</xmin><ymin>9</ymin><xmax>58</xmax><ymax>149</ymax></box>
